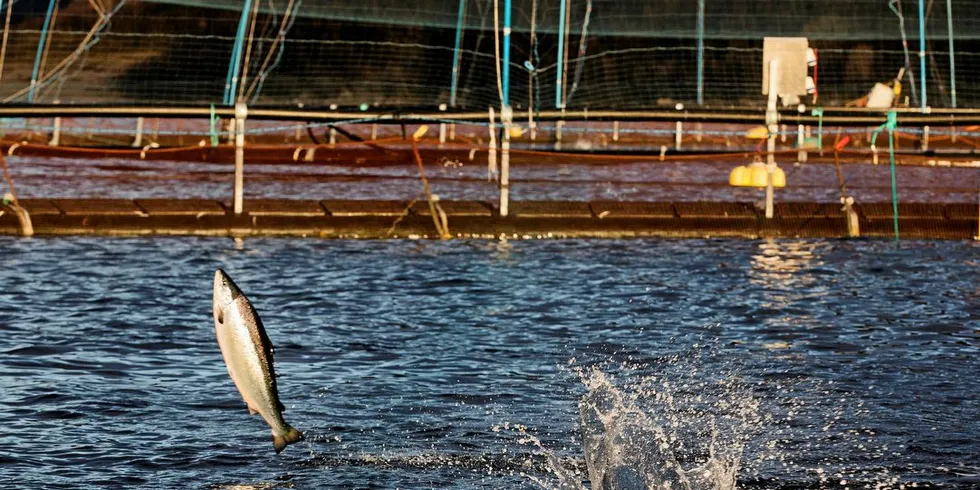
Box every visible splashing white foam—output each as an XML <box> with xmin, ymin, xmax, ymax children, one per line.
<box><xmin>505</xmin><ymin>344</ymin><xmax>921</xmax><ymax>490</ymax></box>
<box><xmin>505</xmin><ymin>346</ymin><xmax>761</xmax><ymax>490</ymax></box>
<box><xmin>574</xmin><ymin>364</ymin><xmax>757</xmax><ymax>490</ymax></box>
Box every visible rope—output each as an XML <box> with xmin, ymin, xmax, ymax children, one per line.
<box><xmin>0</xmin><ymin>151</ymin><xmax>18</xmax><ymax>204</ymax></box>
<box><xmin>492</xmin><ymin>0</ymin><xmax>503</xmax><ymax>106</ymax></box>
<box><xmin>0</xmin><ymin>0</ymin><xmax>13</xmax><ymax>88</ymax></box>
<box><xmin>237</xmin><ymin>0</ymin><xmax>262</xmax><ymax>102</ymax></box>
<box><xmin>245</xmin><ymin>0</ymin><xmax>300</xmax><ymax>102</ymax></box>
<box><xmin>36</xmin><ymin>0</ymin><xmax>61</xmax><ymax>98</ymax></box>
<box><xmin>87</xmin><ymin>0</ymin><xmax>105</xmax><ymax>16</ymax></box>
<box><xmin>889</xmin><ymin>0</ymin><xmax>919</xmax><ymax>108</ymax></box>
<box><xmin>5</xmin><ymin>0</ymin><xmax>127</xmax><ymax>103</ymax></box>
<box><xmin>411</xmin><ymin>130</ymin><xmax>450</xmax><ymax>239</ymax></box>
<box><xmin>566</xmin><ymin>0</ymin><xmax>592</xmax><ymax>107</ymax></box>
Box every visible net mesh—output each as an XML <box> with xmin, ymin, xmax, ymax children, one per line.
<box><xmin>0</xmin><ymin>0</ymin><xmax>978</xmax><ymax>108</ymax></box>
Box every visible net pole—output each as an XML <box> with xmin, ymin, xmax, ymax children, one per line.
<box><xmin>947</xmin><ymin>0</ymin><xmax>956</xmax><ymax>108</ymax></box>
<box><xmin>450</xmin><ymin>0</ymin><xmax>466</xmax><ymax>107</ymax></box>
<box><xmin>918</xmin><ymin>0</ymin><xmax>926</xmax><ymax>111</ymax></box>
<box><xmin>555</xmin><ymin>0</ymin><xmax>567</xmax><ymax>108</ymax></box>
<box><xmin>502</xmin><ymin>0</ymin><xmax>511</xmax><ymax>106</ymax></box>
<box><xmin>500</xmin><ymin>0</ymin><xmax>512</xmax><ymax>218</ymax></box>
<box><xmin>224</xmin><ymin>0</ymin><xmax>254</xmax><ymax>105</ymax></box>
<box><xmin>696</xmin><ymin>0</ymin><xmax>705</xmax><ymax>105</ymax></box>
<box><xmin>28</xmin><ymin>0</ymin><xmax>58</xmax><ymax>103</ymax></box>
<box><xmin>528</xmin><ymin>0</ymin><xmax>537</xmax><ymax>137</ymax></box>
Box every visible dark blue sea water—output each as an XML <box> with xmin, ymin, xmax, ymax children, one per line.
<box><xmin>1</xmin><ymin>237</ymin><xmax>978</xmax><ymax>489</ymax></box>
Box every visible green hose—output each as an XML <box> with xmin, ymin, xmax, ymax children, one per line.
<box><xmin>209</xmin><ymin>104</ymin><xmax>218</xmax><ymax>147</ymax></box>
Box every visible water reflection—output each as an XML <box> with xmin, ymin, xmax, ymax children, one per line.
<box><xmin>745</xmin><ymin>240</ymin><xmax>834</xmax><ymax>343</ymax></box>
<box><xmin>748</xmin><ymin>240</ymin><xmax>829</xmax><ymax>303</ymax></box>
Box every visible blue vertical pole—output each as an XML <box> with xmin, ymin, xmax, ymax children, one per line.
<box><xmin>696</xmin><ymin>0</ymin><xmax>705</xmax><ymax>105</ymax></box>
<box><xmin>947</xmin><ymin>0</ymin><xmax>956</xmax><ymax>108</ymax></box>
<box><xmin>224</xmin><ymin>0</ymin><xmax>254</xmax><ymax>105</ymax></box>
<box><xmin>918</xmin><ymin>0</ymin><xmax>927</xmax><ymax>111</ymax></box>
<box><xmin>28</xmin><ymin>0</ymin><xmax>58</xmax><ymax>103</ymax></box>
<box><xmin>555</xmin><ymin>0</ymin><xmax>567</xmax><ymax>108</ymax></box>
<box><xmin>449</xmin><ymin>0</ymin><xmax>466</xmax><ymax>107</ymax></box>
<box><xmin>502</xmin><ymin>0</ymin><xmax>512</xmax><ymax>106</ymax></box>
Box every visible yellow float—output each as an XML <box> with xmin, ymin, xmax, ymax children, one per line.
<box><xmin>729</xmin><ymin>162</ymin><xmax>785</xmax><ymax>188</ymax></box>
<box><xmin>745</xmin><ymin>126</ymin><xmax>770</xmax><ymax>139</ymax></box>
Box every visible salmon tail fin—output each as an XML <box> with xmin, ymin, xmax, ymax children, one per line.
<box><xmin>272</xmin><ymin>426</ymin><xmax>304</xmax><ymax>454</ymax></box>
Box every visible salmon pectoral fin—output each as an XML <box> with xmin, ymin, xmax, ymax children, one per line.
<box><xmin>272</xmin><ymin>425</ymin><xmax>304</xmax><ymax>454</ymax></box>
<box><xmin>246</xmin><ymin>403</ymin><xmax>259</xmax><ymax>415</ymax></box>
<box><xmin>277</xmin><ymin>400</ymin><xmax>286</xmax><ymax>412</ymax></box>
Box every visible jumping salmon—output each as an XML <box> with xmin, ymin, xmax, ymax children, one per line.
<box><xmin>212</xmin><ymin>269</ymin><xmax>303</xmax><ymax>453</ymax></box>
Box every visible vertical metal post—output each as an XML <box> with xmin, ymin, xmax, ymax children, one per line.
<box><xmin>555</xmin><ymin>0</ymin><xmax>568</xmax><ymax>108</ymax></box>
<box><xmin>131</xmin><ymin>117</ymin><xmax>144</xmax><ymax>148</ymax></box>
<box><xmin>918</xmin><ymin>0</ymin><xmax>927</xmax><ymax>112</ymax></box>
<box><xmin>233</xmin><ymin>102</ymin><xmax>247</xmax><ymax>215</ymax></box>
<box><xmin>528</xmin><ymin>0</ymin><xmax>537</xmax><ymax>140</ymax></box>
<box><xmin>224</xmin><ymin>0</ymin><xmax>255</xmax><ymax>105</ymax></box>
<box><xmin>226</xmin><ymin>118</ymin><xmax>236</xmax><ymax>145</ymax></box>
<box><xmin>28</xmin><ymin>0</ymin><xmax>58</xmax><ymax>103</ymax></box>
<box><xmin>49</xmin><ymin>117</ymin><xmax>61</xmax><ymax>146</ymax></box>
<box><xmin>488</xmin><ymin>107</ymin><xmax>497</xmax><ymax>179</ymax></box>
<box><xmin>502</xmin><ymin>0</ymin><xmax>512</xmax><ymax>106</ymax></box>
<box><xmin>500</xmin><ymin>106</ymin><xmax>511</xmax><ymax>217</ymax></box>
<box><xmin>696</xmin><ymin>0</ymin><xmax>705</xmax><ymax>105</ymax></box>
<box><xmin>765</xmin><ymin>60</ymin><xmax>779</xmax><ymax>220</ymax></box>
<box><xmin>947</xmin><ymin>0</ymin><xmax>957</xmax><ymax>108</ymax></box>
<box><xmin>797</xmin><ymin>104</ymin><xmax>807</xmax><ymax>164</ymax></box>
<box><xmin>449</xmin><ymin>0</ymin><xmax>466</xmax><ymax>107</ymax></box>
<box><xmin>888</xmin><ymin>119</ymin><xmax>899</xmax><ymax>242</ymax></box>
<box><xmin>439</xmin><ymin>104</ymin><xmax>447</xmax><ymax>144</ymax></box>
<box><xmin>555</xmin><ymin>119</ymin><xmax>563</xmax><ymax>150</ymax></box>
<box><xmin>47</xmin><ymin>99</ymin><xmax>61</xmax><ymax>146</ymax></box>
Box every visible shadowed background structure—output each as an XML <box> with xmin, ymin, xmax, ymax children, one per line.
<box><xmin>0</xmin><ymin>0</ymin><xmax>976</xmax><ymax>109</ymax></box>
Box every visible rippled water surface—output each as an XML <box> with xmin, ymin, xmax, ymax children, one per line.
<box><xmin>1</xmin><ymin>237</ymin><xmax>978</xmax><ymax>489</ymax></box>
<box><xmin>7</xmin><ymin>154</ymin><xmax>980</xmax><ymax>203</ymax></box>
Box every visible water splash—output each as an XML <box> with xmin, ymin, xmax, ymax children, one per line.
<box><xmin>504</xmin><ymin>346</ymin><xmax>760</xmax><ymax>490</ymax></box>
<box><xmin>504</xmin><ymin>343</ymin><xmax>926</xmax><ymax>490</ymax></box>
<box><xmin>574</xmin><ymin>353</ymin><xmax>759</xmax><ymax>490</ymax></box>
<box><xmin>493</xmin><ymin>422</ymin><xmax>588</xmax><ymax>490</ymax></box>
<box><xmin>577</xmin><ymin>370</ymin><xmax>731</xmax><ymax>490</ymax></box>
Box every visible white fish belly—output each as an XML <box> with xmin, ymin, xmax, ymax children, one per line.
<box><xmin>216</xmin><ymin>305</ymin><xmax>286</xmax><ymax>433</ymax></box>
